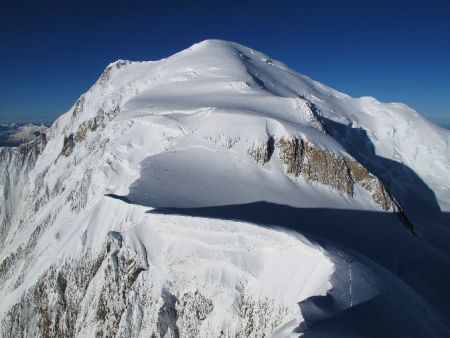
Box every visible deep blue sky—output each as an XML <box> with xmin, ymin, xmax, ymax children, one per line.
<box><xmin>1</xmin><ymin>0</ymin><xmax>449</xmax><ymax>127</ymax></box>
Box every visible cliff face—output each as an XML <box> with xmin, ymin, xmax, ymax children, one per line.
<box><xmin>249</xmin><ymin>135</ymin><xmax>398</xmax><ymax>212</ymax></box>
<box><xmin>277</xmin><ymin>137</ymin><xmax>352</xmax><ymax>196</ymax></box>
<box><xmin>0</xmin><ymin>134</ymin><xmax>47</xmax><ymax>245</ymax></box>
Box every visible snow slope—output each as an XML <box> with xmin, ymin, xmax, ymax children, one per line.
<box><xmin>1</xmin><ymin>39</ymin><xmax>449</xmax><ymax>337</ymax></box>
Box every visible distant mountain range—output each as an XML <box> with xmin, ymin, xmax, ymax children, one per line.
<box><xmin>0</xmin><ymin>122</ymin><xmax>49</xmax><ymax>147</ymax></box>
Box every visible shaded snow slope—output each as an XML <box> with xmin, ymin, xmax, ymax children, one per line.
<box><xmin>1</xmin><ymin>39</ymin><xmax>449</xmax><ymax>337</ymax></box>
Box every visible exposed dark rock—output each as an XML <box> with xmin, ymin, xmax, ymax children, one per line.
<box><xmin>177</xmin><ymin>290</ymin><xmax>213</xmax><ymax>336</ymax></box>
<box><xmin>1</xmin><ymin>231</ymin><xmax>147</xmax><ymax>338</ymax></box>
<box><xmin>61</xmin><ymin>134</ymin><xmax>75</xmax><ymax>157</ymax></box>
<box><xmin>248</xmin><ymin>135</ymin><xmax>275</xmax><ymax>164</ymax></box>
<box><xmin>278</xmin><ymin>137</ymin><xmax>353</xmax><ymax>196</ymax></box>
<box><xmin>249</xmin><ymin>135</ymin><xmax>397</xmax><ymax>211</ymax></box>
<box><xmin>0</xmin><ymin>252</ymin><xmax>17</xmax><ymax>285</ymax></box>
<box><xmin>75</xmin><ymin>118</ymin><xmax>98</xmax><ymax>143</ymax></box>
<box><xmin>157</xmin><ymin>290</ymin><xmax>180</xmax><ymax>338</ymax></box>
<box><xmin>237</xmin><ymin>296</ymin><xmax>288</xmax><ymax>337</ymax></box>
<box><xmin>71</xmin><ymin>98</ymin><xmax>84</xmax><ymax>118</ymax></box>
<box><xmin>344</xmin><ymin>158</ymin><xmax>398</xmax><ymax>212</ymax></box>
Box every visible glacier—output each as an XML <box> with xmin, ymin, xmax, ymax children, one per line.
<box><xmin>0</xmin><ymin>39</ymin><xmax>449</xmax><ymax>337</ymax></box>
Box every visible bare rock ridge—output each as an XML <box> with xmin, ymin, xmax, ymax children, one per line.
<box><xmin>3</xmin><ymin>231</ymin><xmax>147</xmax><ymax>338</ymax></box>
<box><xmin>249</xmin><ymin>135</ymin><xmax>399</xmax><ymax>212</ymax></box>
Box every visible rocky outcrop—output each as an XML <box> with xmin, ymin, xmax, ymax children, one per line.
<box><xmin>295</xmin><ymin>95</ymin><xmax>326</xmax><ymax>132</ymax></box>
<box><xmin>74</xmin><ymin>118</ymin><xmax>98</xmax><ymax>143</ymax></box>
<box><xmin>277</xmin><ymin>137</ymin><xmax>353</xmax><ymax>196</ymax></box>
<box><xmin>344</xmin><ymin>158</ymin><xmax>396</xmax><ymax>211</ymax></box>
<box><xmin>237</xmin><ymin>296</ymin><xmax>289</xmax><ymax>337</ymax></box>
<box><xmin>249</xmin><ymin>135</ymin><xmax>398</xmax><ymax>211</ymax></box>
<box><xmin>176</xmin><ymin>290</ymin><xmax>214</xmax><ymax>337</ymax></box>
<box><xmin>2</xmin><ymin>251</ymin><xmax>102</xmax><ymax>338</ymax></box>
<box><xmin>95</xmin><ymin>60</ymin><xmax>131</xmax><ymax>96</ymax></box>
<box><xmin>66</xmin><ymin>169</ymin><xmax>92</xmax><ymax>213</ymax></box>
<box><xmin>1</xmin><ymin>231</ymin><xmax>147</xmax><ymax>338</ymax></box>
<box><xmin>89</xmin><ymin>231</ymin><xmax>147</xmax><ymax>338</ymax></box>
<box><xmin>248</xmin><ymin>136</ymin><xmax>275</xmax><ymax>164</ymax></box>
<box><xmin>61</xmin><ymin>134</ymin><xmax>75</xmax><ymax>157</ymax></box>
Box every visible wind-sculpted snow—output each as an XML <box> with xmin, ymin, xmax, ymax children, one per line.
<box><xmin>0</xmin><ymin>199</ymin><xmax>334</xmax><ymax>337</ymax></box>
<box><xmin>1</xmin><ymin>39</ymin><xmax>450</xmax><ymax>337</ymax></box>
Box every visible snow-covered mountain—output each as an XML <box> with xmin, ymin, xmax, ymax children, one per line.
<box><xmin>0</xmin><ymin>123</ymin><xmax>48</xmax><ymax>147</ymax></box>
<box><xmin>1</xmin><ymin>40</ymin><xmax>449</xmax><ymax>337</ymax></box>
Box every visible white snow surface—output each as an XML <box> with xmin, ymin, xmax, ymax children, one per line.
<box><xmin>1</xmin><ymin>39</ymin><xmax>450</xmax><ymax>337</ymax></box>
<box><xmin>54</xmin><ymin>39</ymin><xmax>450</xmax><ymax>210</ymax></box>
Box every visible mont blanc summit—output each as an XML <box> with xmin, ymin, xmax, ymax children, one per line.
<box><xmin>1</xmin><ymin>40</ymin><xmax>450</xmax><ymax>337</ymax></box>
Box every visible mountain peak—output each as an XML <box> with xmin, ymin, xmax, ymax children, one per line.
<box><xmin>2</xmin><ymin>41</ymin><xmax>450</xmax><ymax>337</ymax></box>
<box><xmin>49</xmin><ymin>41</ymin><xmax>449</xmax><ymax>216</ymax></box>
<box><xmin>189</xmin><ymin>38</ymin><xmax>234</xmax><ymax>48</ymax></box>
